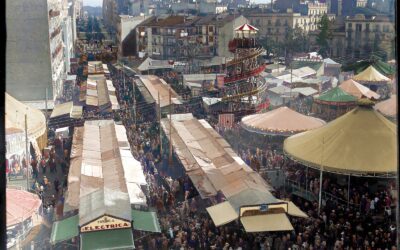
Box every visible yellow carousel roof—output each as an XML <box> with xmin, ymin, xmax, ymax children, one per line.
<box><xmin>6</xmin><ymin>93</ymin><xmax>46</xmax><ymax>139</ymax></box>
<box><xmin>241</xmin><ymin>106</ymin><xmax>326</xmax><ymax>135</ymax></box>
<box><xmin>353</xmin><ymin>65</ymin><xmax>390</xmax><ymax>82</ymax></box>
<box><xmin>283</xmin><ymin>105</ymin><xmax>397</xmax><ymax>176</ymax></box>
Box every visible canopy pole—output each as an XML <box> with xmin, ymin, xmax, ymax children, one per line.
<box><xmin>25</xmin><ymin>113</ymin><xmax>29</xmax><ymax>191</ymax></box>
<box><xmin>318</xmin><ymin>169</ymin><xmax>323</xmax><ymax>214</ymax></box>
<box><xmin>168</xmin><ymin>88</ymin><xmax>173</xmax><ymax>165</ymax></box>
<box><xmin>305</xmin><ymin>166</ymin><xmax>308</xmax><ymax>194</ymax></box>
<box><xmin>158</xmin><ymin>92</ymin><xmax>162</xmax><ymax>157</ymax></box>
<box><xmin>347</xmin><ymin>175</ymin><xmax>351</xmax><ymax>208</ymax></box>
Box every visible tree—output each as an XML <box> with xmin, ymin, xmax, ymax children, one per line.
<box><xmin>259</xmin><ymin>36</ymin><xmax>279</xmax><ymax>58</ymax></box>
<box><xmin>281</xmin><ymin>27</ymin><xmax>310</xmax><ymax>65</ymax></box>
<box><xmin>316</xmin><ymin>14</ymin><xmax>333</xmax><ymax>58</ymax></box>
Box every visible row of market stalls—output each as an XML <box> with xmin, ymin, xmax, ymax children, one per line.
<box><xmin>48</xmin><ymin>101</ymin><xmax>84</xmax><ymax>129</ymax></box>
<box><xmin>78</xmin><ymin>62</ymin><xmax>120</xmax><ymax>115</ymax></box>
<box><xmin>135</xmin><ymin>75</ymin><xmax>182</xmax><ymax>118</ymax></box>
<box><xmin>161</xmin><ymin>113</ymin><xmax>308</xmax><ymax>232</ymax></box>
<box><xmin>51</xmin><ymin>120</ymin><xmax>160</xmax><ymax>249</ymax></box>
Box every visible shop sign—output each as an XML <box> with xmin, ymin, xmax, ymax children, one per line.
<box><xmin>80</xmin><ymin>215</ymin><xmax>131</xmax><ymax>232</ymax></box>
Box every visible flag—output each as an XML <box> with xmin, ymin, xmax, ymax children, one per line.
<box><xmin>218</xmin><ymin>113</ymin><xmax>235</xmax><ymax>128</ymax></box>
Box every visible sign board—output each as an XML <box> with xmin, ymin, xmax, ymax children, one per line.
<box><xmin>80</xmin><ymin>215</ymin><xmax>131</xmax><ymax>233</ymax></box>
<box><xmin>260</xmin><ymin>204</ymin><xmax>268</xmax><ymax>212</ymax></box>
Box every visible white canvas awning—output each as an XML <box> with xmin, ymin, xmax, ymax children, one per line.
<box><xmin>206</xmin><ymin>201</ymin><xmax>238</xmax><ymax>226</ymax></box>
<box><xmin>240</xmin><ymin>213</ymin><xmax>294</xmax><ymax>232</ymax></box>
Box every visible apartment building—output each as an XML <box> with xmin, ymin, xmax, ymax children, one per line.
<box><xmin>344</xmin><ymin>14</ymin><xmax>395</xmax><ymax>59</ymax></box>
<box><xmin>6</xmin><ymin>0</ymin><xmax>67</xmax><ymax>101</ymax></box>
<box><xmin>116</xmin><ymin>15</ymin><xmax>149</xmax><ymax>57</ymax></box>
<box><xmin>136</xmin><ymin>14</ymin><xmax>248</xmax><ymax>60</ymax></box>
<box><xmin>246</xmin><ymin>3</ymin><xmax>333</xmax><ymax>42</ymax></box>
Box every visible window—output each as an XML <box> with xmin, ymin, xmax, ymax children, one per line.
<box><xmin>268</xmin><ymin>28</ymin><xmax>271</xmax><ymax>33</ymax></box>
<box><xmin>209</xmin><ymin>36</ymin><xmax>214</xmax><ymax>42</ymax></box>
<box><xmin>268</xmin><ymin>20</ymin><xmax>272</xmax><ymax>25</ymax></box>
<box><xmin>209</xmin><ymin>26</ymin><xmax>213</xmax><ymax>32</ymax></box>
<box><xmin>383</xmin><ymin>25</ymin><xmax>389</xmax><ymax>32</ymax></box>
<box><xmin>348</xmin><ymin>23</ymin><xmax>352</xmax><ymax>28</ymax></box>
<box><xmin>356</xmin><ymin>24</ymin><xmax>362</xmax><ymax>32</ymax></box>
<box><xmin>366</xmin><ymin>23</ymin><xmax>370</xmax><ymax>31</ymax></box>
<box><xmin>375</xmin><ymin>24</ymin><xmax>380</xmax><ymax>31</ymax></box>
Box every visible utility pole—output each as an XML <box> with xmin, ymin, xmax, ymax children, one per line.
<box><xmin>168</xmin><ymin>89</ymin><xmax>173</xmax><ymax>165</ymax></box>
<box><xmin>289</xmin><ymin>59</ymin><xmax>293</xmax><ymax>108</ymax></box>
<box><xmin>25</xmin><ymin>114</ymin><xmax>29</xmax><ymax>191</ymax></box>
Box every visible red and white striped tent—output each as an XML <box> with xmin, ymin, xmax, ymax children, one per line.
<box><xmin>234</xmin><ymin>23</ymin><xmax>259</xmax><ymax>32</ymax></box>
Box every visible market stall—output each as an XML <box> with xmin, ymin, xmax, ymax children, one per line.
<box><xmin>52</xmin><ymin>121</ymin><xmax>161</xmax><ymax>249</ymax></box>
<box><xmin>161</xmin><ymin>113</ymin><xmax>307</xmax><ymax>232</ymax></box>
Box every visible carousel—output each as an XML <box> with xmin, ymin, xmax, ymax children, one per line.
<box><xmin>238</xmin><ymin>107</ymin><xmax>326</xmax><ymax>151</ymax></box>
<box><xmin>6</xmin><ymin>93</ymin><xmax>47</xmax><ymax>179</ymax></box>
<box><xmin>7</xmin><ymin>188</ymin><xmax>42</xmax><ymax>249</ymax></box>
<box><xmin>284</xmin><ymin>99</ymin><xmax>397</xmax><ymax>212</ymax></box>
<box><xmin>312</xmin><ymin>86</ymin><xmax>358</xmax><ymax>121</ymax></box>
<box><xmin>374</xmin><ymin>94</ymin><xmax>397</xmax><ymax>121</ymax></box>
<box><xmin>352</xmin><ymin>65</ymin><xmax>391</xmax><ymax>97</ymax></box>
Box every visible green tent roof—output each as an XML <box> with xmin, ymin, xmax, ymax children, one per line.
<box><xmin>342</xmin><ymin>57</ymin><xmax>395</xmax><ymax>76</ymax></box>
<box><xmin>315</xmin><ymin>87</ymin><xmax>358</xmax><ymax>103</ymax></box>
<box><xmin>131</xmin><ymin>209</ymin><xmax>161</xmax><ymax>233</ymax></box>
<box><xmin>50</xmin><ymin>215</ymin><xmax>79</xmax><ymax>244</ymax></box>
<box><xmin>80</xmin><ymin>229</ymin><xmax>135</xmax><ymax>250</ymax></box>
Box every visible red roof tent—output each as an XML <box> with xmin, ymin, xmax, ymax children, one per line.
<box><xmin>234</xmin><ymin>23</ymin><xmax>259</xmax><ymax>32</ymax></box>
<box><xmin>7</xmin><ymin>189</ymin><xmax>42</xmax><ymax>227</ymax></box>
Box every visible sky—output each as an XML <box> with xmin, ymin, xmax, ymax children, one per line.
<box><xmin>83</xmin><ymin>0</ymin><xmax>102</xmax><ymax>7</ymax></box>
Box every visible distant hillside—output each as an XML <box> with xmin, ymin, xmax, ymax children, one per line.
<box><xmin>83</xmin><ymin>6</ymin><xmax>102</xmax><ymax>17</ymax></box>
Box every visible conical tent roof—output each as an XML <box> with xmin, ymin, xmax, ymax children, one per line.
<box><xmin>353</xmin><ymin>65</ymin><xmax>390</xmax><ymax>83</ymax></box>
<box><xmin>241</xmin><ymin>107</ymin><xmax>326</xmax><ymax>135</ymax></box>
<box><xmin>235</xmin><ymin>23</ymin><xmax>259</xmax><ymax>31</ymax></box>
<box><xmin>6</xmin><ymin>93</ymin><xmax>46</xmax><ymax>139</ymax></box>
<box><xmin>339</xmin><ymin>79</ymin><xmax>380</xmax><ymax>99</ymax></box>
<box><xmin>284</xmin><ymin>106</ymin><xmax>397</xmax><ymax>176</ymax></box>
<box><xmin>374</xmin><ymin>95</ymin><xmax>397</xmax><ymax>118</ymax></box>
<box><xmin>315</xmin><ymin>87</ymin><xmax>357</xmax><ymax>104</ymax></box>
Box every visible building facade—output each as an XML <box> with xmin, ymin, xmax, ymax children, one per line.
<box><xmin>117</xmin><ymin>15</ymin><xmax>149</xmax><ymax>57</ymax></box>
<box><xmin>246</xmin><ymin>5</ymin><xmax>333</xmax><ymax>43</ymax></box>
<box><xmin>6</xmin><ymin>0</ymin><xmax>68</xmax><ymax>101</ymax></box>
<box><xmin>136</xmin><ymin>14</ymin><xmax>248</xmax><ymax>60</ymax></box>
<box><xmin>344</xmin><ymin>14</ymin><xmax>395</xmax><ymax>60</ymax></box>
